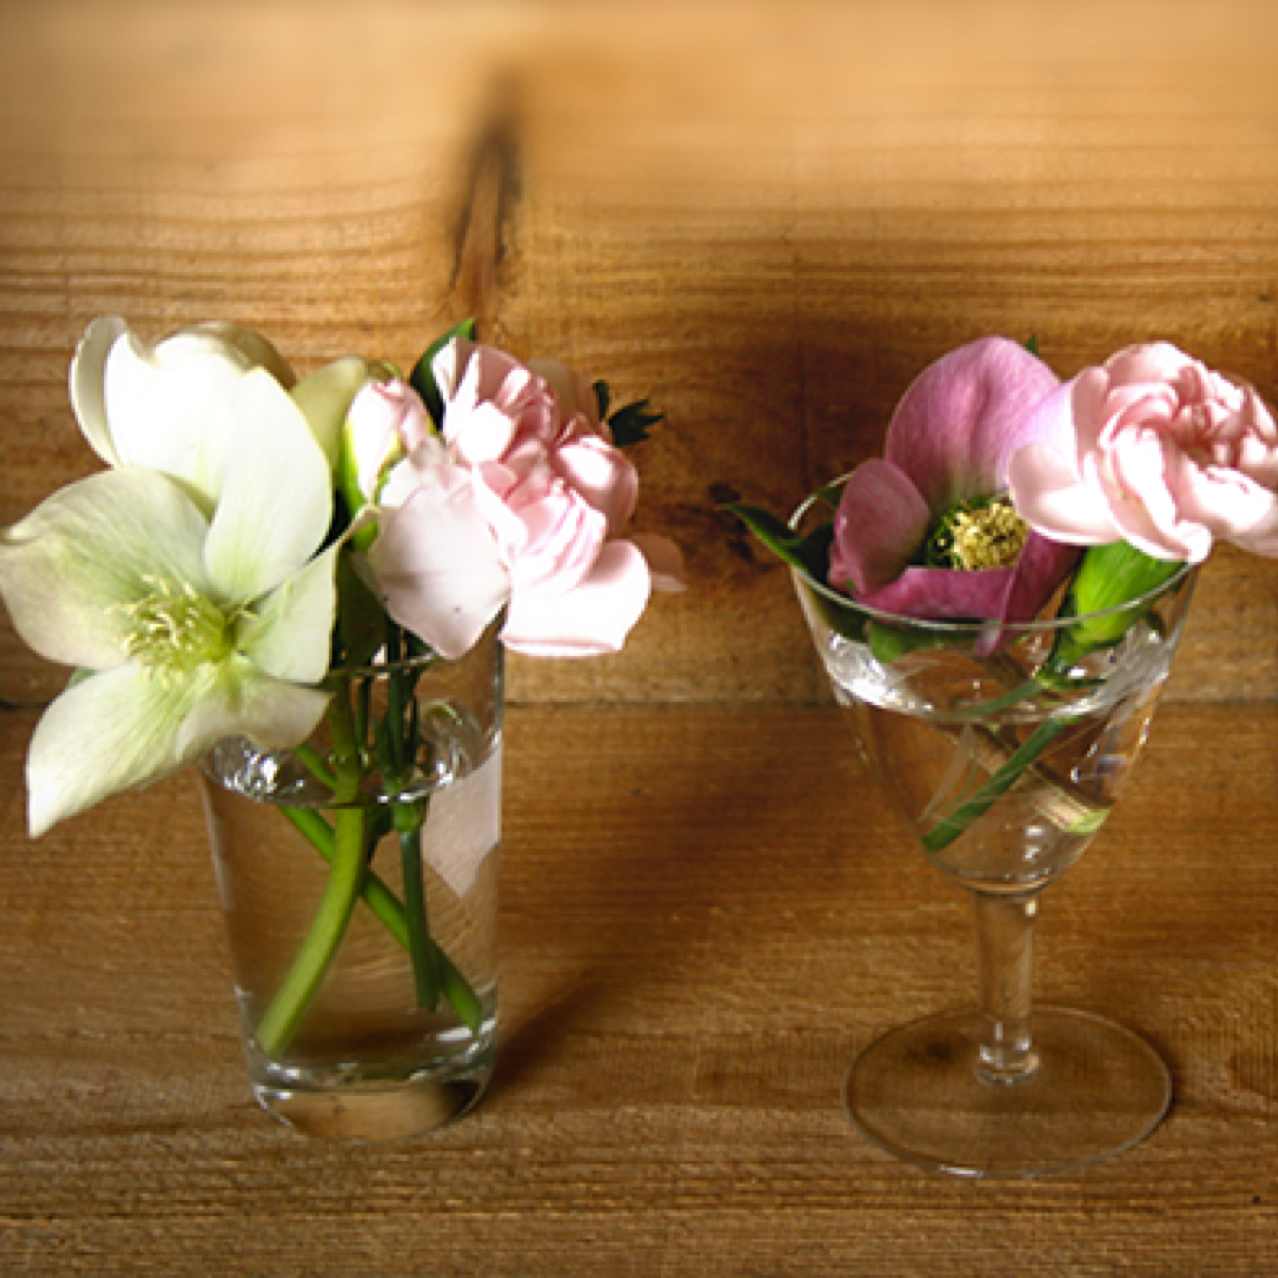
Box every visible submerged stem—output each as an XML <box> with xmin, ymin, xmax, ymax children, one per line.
<box><xmin>280</xmin><ymin>805</ymin><xmax>409</xmax><ymax>948</ymax></box>
<box><xmin>921</xmin><ymin>717</ymin><xmax>1069</xmax><ymax>853</ymax></box>
<box><xmin>254</xmin><ymin>687</ymin><xmax>366</xmax><ymax>1058</ymax></box>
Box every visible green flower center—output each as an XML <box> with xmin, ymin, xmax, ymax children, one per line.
<box><xmin>121</xmin><ymin>576</ymin><xmax>233</xmax><ymax>675</ymax></box>
<box><xmin>927</xmin><ymin>497</ymin><xmax>1029</xmax><ymax>572</ymax></box>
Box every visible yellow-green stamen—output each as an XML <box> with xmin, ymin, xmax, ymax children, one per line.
<box><xmin>120</xmin><ymin>575</ymin><xmax>232</xmax><ymax>675</ymax></box>
<box><xmin>932</xmin><ymin>498</ymin><xmax>1029</xmax><ymax>571</ymax></box>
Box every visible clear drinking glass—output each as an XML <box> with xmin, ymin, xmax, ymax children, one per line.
<box><xmin>201</xmin><ymin>620</ymin><xmax>503</xmax><ymax>1140</ymax></box>
<box><xmin>790</xmin><ymin>495</ymin><xmax>1198</xmax><ymax>1177</ymax></box>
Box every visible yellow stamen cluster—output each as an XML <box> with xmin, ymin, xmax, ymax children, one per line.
<box><xmin>119</xmin><ymin>575</ymin><xmax>232</xmax><ymax>677</ymax></box>
<box><xmin>946</xmin><ymin>499</ymin><xmax>1029</xmax><ymax>571</ymax></box>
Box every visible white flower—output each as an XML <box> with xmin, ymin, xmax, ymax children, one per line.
<box><xmin>0</xmin><ymin>359</ymin><xmax>337</xmax><ymax>836</ymax></box>
<box><xmin>69</xmin><ymin>315</ymin><xmax>381</xmax><ymax>500</ymax></box>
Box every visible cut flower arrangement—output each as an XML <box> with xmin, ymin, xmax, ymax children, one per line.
<box><xmin>735</xmin><ymin>336</ymin><xmax>1278</xmax><ymax>851</ymax></box>
<box><xmin>0</xmin><ymin>316</ymin><xmax>682</xmax><ymax>1085</ymax></box>
<box><xmin>733</xmin><ymin>334</ymin><xmax>1278</xmax><ymax>1176</ymax></box>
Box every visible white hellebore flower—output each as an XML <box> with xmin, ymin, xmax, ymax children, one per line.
<box><xmin>0</xmin><ymin>326</ymin><xmax>341</xmax><ymax>837</ymax></box>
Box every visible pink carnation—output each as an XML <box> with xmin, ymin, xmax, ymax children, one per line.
<box><xmin>1008</xmin><ymin>342</ymin><xmax>1278</xmax><ymax>563</ymax></box>
<box><xmin>367</xmin><ymin>338</ymin><xmax>682</xmax><ymax>658</ymax></box>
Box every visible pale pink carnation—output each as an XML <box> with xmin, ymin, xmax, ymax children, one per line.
<box><xmin>1009</xmin><ymin>342</ymin><xmax>1278</xmax><ymax>563</ymax></box>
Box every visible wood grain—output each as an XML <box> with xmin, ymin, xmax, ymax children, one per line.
<box><xmin>3</xmin><ymin>2</ymin><xmax>1278</xmax><ymax>1273</ymax></box>
<box><xmin>3</xmin><ymin>0</ymin><xmax>1278</xmax><ymax>703</ymax></box>
<box><xmin>3</xmin><ymin>700</ymin><xmax>1278</xmax><ymax>1275</ymax></box>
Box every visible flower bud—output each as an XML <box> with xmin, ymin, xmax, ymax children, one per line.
<box><xmin>339</xmin><ymin>378</ymin><xmax>432</xmax><ymax>517</ymax></box>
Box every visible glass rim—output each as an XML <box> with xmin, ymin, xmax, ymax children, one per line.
<box><xmin>788</xmin><ymin>487</ymin><xmax>1196</xmax><ymax>637</ymax></box>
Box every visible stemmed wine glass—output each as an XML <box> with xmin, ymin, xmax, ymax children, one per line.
<box><xmin>790</xmin><ymin>494</ymin><xmax>1198</xmax><ymax>1178</ymax></box>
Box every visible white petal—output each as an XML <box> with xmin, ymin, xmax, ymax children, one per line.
<box><xmin>292</xmin><ymin>356</ymin><xmax>382</xmax><ymax>468</ymax></box>
<box><xmin>26</xmin><ymin>663</ymin><xmax>199</xmax><ymax>837</ymax></box>
<box><xmin>102</xmin><ymin>327</ymin><xmax>250</xmax><ymax>511</ymax></box>
<box><xmin>68</xmin><ymin>316</ymin><xmax>127</xmax><ymax>466</ymax></box>
<box><xmin>368</xmin><ymin>470</ymin><xmax>509</xmax><ymax>659</ymax></box>
<box><xmin>0</xmin><ymin>469</ymin><xmax>212</xmax><ymax>669</ymax></box>
<box><xmin>502</xmin><ymin>539</ymin><xmax>651</xmax><ymax>656</ymax></box>
<box><xmin>237</xmin><ymin>544</ymin><xmax>339</xmax><ymax>682</ymax></box>
<box><xmin>160</xmin><ymin>322</ymin><xmax>295</xmax><ymax>388</ymax></box>
<box><xmin>202</xmin><ymin>369</ymin><xmax>333</xmax><ymax>604</ymax></box>
<box><xmin>174</xmin><ymin>657</ymin><xmax>331</xmax><ymax>758</ymax></box>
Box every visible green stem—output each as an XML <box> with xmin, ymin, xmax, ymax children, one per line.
<box><xmin>254</xmin><ymin>688</ymin><xmax>367</xmax><ymax>1059</ymax></box>
<box><xmin>396</xmin><ymin>801</ymin><xmax>442</xmax><ymax>1010</ymax></box>
<box><xmin>280</xmin><ymin>805</ymin><xmax>409</xmax><ymax>948</ymax></box>
<box><xmin>921</xmin><ymin>717</ymin><xmax>1070</xmax><ymax>854</ymax></box>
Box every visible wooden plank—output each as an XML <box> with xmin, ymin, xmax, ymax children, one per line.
<box><xmin>2</xmin><ymin>699</ymin><xmax>1277</xmax><ymax>1274</ymax></box>
<box><xmin>3</xmin><ymin>2</ymin><xmax>1278</xmax><ymax>703</ymax></box>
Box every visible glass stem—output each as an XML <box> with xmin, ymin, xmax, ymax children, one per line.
<box><xmin>972</xmin><ymin>890</ymin><xmax>1040</xmax><ymax>1085</ymax></box>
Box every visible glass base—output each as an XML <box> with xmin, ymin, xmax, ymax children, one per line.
<box><xmin>845</xmin><ymin>1005</ymin><xmax>1171</xmax><ymax>1178</ymax></box>
<box><xmin>250</xmin><ymin>1042</ymin><xmax>495</xmax><ymax>1140</ymax></box>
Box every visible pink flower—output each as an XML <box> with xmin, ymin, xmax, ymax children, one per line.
<box><xmin>1008</xmin><ymin>342</ymin><xmax>1278</xmax><ymax>563</ymax></box>
<box><xmin>829</xmin><ymin>337</ymin><xmax>1078</xmax><ymax>623</ymax></box>
<box><xmin>367</xmin><ymin>338</ymin><xmax>682</xmax><ymax>659</ymax></box>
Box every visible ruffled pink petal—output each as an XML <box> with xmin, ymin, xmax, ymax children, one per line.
<box><xmin>631</xmin><ymin>532</ymin><xmax>686</xmax><ymax>591</ymax></box>
<box><xmin>367</xmin><ymin>468</ymin><xmax>510</xmax><ymax>659</ymax></box>
<box><xmin>553</xmin><ymin>436</ymin><xmax>639</xmax><ymax>535</ymax></box>
<box><xmin>1170</xmin><ymin>455</ymin><xmax>1278</xmax><ymax>559</ymax></box>
<box><xmin>828</xmin><ymin>459</ymin><xmax>930</xmax><ymax>594</ymax></box>
<box><xmin>1007</xmin><ymin>442</ymin><xmax>1121</xmax><ymax>545</ymax></box>
<box><xmin>884</xmin><ymin>336</ymin><xmax>1061</xmax><ymax>510</ymax></box>
<box><xmin>501</xmin><ymin>540</ymin><xmax>651</xmax><ymax>657</ymax></box>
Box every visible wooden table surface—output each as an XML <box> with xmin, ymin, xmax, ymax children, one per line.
<box><xmin>3</xmin><ymin>2</ymin><xmax>1278</xmax><ymax>1273</ymax></box>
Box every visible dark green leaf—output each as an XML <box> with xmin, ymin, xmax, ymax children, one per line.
<box><xmin>1025</xmin><ymin>335</ymin><xmax>1040</xmax><ymax>357</ymax></box>
<box><xmin>409</xmin><ymin>318</ymin><xmax>477</xmax><ymax>427</ymax></box>
<box><xmin>593</xmin><ymin>379</ymin><xmax>611</xmax><ymax>419</ymax></box>
<box><xmin>335</xmin><ymin>551</ymin><xmax>388</xmax><ymax>669</ymax></box>
<box><xmin>608</xmin><ymin>397</ymin><xmax>664</xmax><ymax>447</ymax></box>
<box><xmin>727</xmin><ymin>502</ymin><xmax>865</xmax><ymax>640</ymax></box>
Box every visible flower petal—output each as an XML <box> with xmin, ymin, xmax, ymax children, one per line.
<box><xmin>501</xmin><ymin>539</ymin><xmax>651</xmax><ymax>656</ymax></box>
<box><xmin>101</xmin><ymin>325</ymin><xmax>256</xmax><ymax>511</ymax></box>
<box><xmin>292</xmin><ymin>355</ymin><xmax>383</xmax><ymax>468</ymax></box>
<box><xmin>999</xmin><ymin>530</ymin><xmax>1080</xmax><ymax>625</ymax></box>
<box><xmin>68</xmin><ymin>316</ymin><xmax>127</xmax><ymax>466</ymax></box>
<box><xmin>0</xmin><ymin>469</ymin><xmax>212</xmax><ymax>669</ymax></box>
<box><xmin>553</xmin><ymin>436</ymin><xmax>639</xmax><ymax>534</ymax></box>
<box><xmin>885</xmin><ymin>336</ymin><xmax>1061</xmax><ymax>509</ymax></box>
<box><xmin>367</xmin><ymin>467</ymin><xmax>510</xmax><ymax>659</ymax></box>
<box><xmin>859</xmin><ymin>565</ymin><xmax>1016</xmax><ymax>620</ymax></box>
<box><xmin>26</xmin><ymin>662</ymin><xmax>200</xmax><ymax>836</ymax></box>
<box><xmin>202</xmin><ymin>369</ymin><xmax>333</xmax><ymax>604</ymax></box>
<box><xmin>237</xmin><ymin>544</ymin><xmax>339</xmax><ymax>683</ymax></box>
<box><xmin>1007</xmin><ymin>441</ymin><xmax>1122</xmax><ymax>545</ymax></box>
<box><xmin>174</xmin><ymin>656</ymin><xmax>331</xmax><ymax>760</ymax></box>
<box><xmin>631</xmin><ymin>531</ymin><xmax>687</xmax><ymax>591</ymax></box>
<box><xmin>828</xmin><ymin>459</ymin><xmax>930</xmax><ymax>594</ymax></box>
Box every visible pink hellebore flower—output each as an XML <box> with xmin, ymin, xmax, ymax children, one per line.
<box><xmin>1008</xmin><ymin>342</ymin><xmax>1278</xmax><ymax>564</ymax></box>
<box><xmin>366</xmin><ymin>341</ymin><xmax>682</xmax><ymax>659</ymax></box>
<box><xmin>829</xmin><ymin>337</ymin><xmax>1077</xmax><ymax>623</ymax></box>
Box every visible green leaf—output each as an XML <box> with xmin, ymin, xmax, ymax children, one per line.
<box><xmin>727</xmin><ymin>502</ymin><xmax>864</xmax><ymax>640</ymax></box>
<box><xmin>1025</xmin><ymin>335</ymin><xmax>1040</xmax><ymax>357</ymax></box>
<box><xmin>334</xmin><ymin>550</ymin><xmax>388</xmax><ymax>669</ymax></box>
<box><xmin>593</xmin><ymin>379</ymin><xmax>611</xmax><ymax>419</ymax></box>
<box><xmin>409</xmin><ymin>318</ymin><xmax>477</xmax><ymax>427</ymax></box>
<box><xmin>608</xmin><ymin>397</ymin><xmax>664</xmax><ymax>447</ymax></box>
<box><xmin>1048</xmin><ymin>541</ymin><xmax>1184</xmax><ymax>672</ymax></box>
<box><xmin>866</xmin><ymin>619</ymin><xmax>961</xmax><ymax>663</ymax></box>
